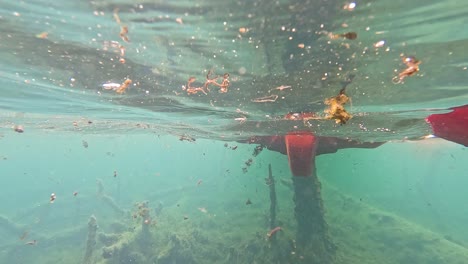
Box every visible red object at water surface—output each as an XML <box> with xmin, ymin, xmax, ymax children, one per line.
<box><xmin>285</xmin><ymin>131</ymin><xmax>318</xmax><ymax>177</ymax></box>
<box><xmin>242</xmin><ymin>106</ymin><xmax>468</xmax><ymax>178</ymax></box>
<box><xmin>241</xmin><ymin>112</ymin><xmax>384</xmax><ymax>177</ymax></box>
<box><xmin>426</xmin><ymin>105</ymin><xmax>468</xmax><ymax>147</ymax></box>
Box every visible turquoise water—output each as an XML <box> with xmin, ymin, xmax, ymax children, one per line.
<box><xmin>1</xmin><ymin>0</ymin><xmax>468</xmax><ymax>263</ymax></box>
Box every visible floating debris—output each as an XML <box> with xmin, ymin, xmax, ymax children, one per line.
<box><xmin>102</xmin><ymin>79</ymin><xmax>132</xmax><ymax>94</ymax></box>
<box><xmin>115</xmin><ymin>79</ymin><xmax>132</xmax><ymax>94</ymax></box>
<box><xmin>373</xmin><ymin>40</ymin><xmax>385</xmax><ymax>48</ymax></box>
<box><xmin>82</xmin><ymin>140</ymin><xmax>89</xmax><ymax>148</ymax></box>
<box><xmin>35</xmin><ymin>32</ymin><xmax>48</xmax><ymax>39</ymax></box>
<box><xmin>184</xmin><ymin>77</ymin><xmax>207</xmax><ymax>95</ymax></box>
<box><xmin>179</xmin><ymin>134</ymin><xmax>196</xmax><ymax>142</ymax></box>
<box><xmin>251</xmin><ymin>94</ymin><xmax>278</xmax><ymax>103</ymax></box>
<box><xmin>268</xmin><ymin>85</ymin><xmax>292</xmax><ymax>93</ymax></box>
<box><xmin>20</xmin><ymin>230</ymin><xmax>29</xmax><ymax>240</ymax></box>
<box><xmin>343</xmin><ymin>2</ymin><xmax>356</xmax><ymax>11</ymax></box>
<box><xmin>245</xmin><ymin>199</ymin><xmax>252</xmax><ymax>205</ymax></box>
<box><xmin>238</xmin><ymin>27</ymin><xmax>249</xmax><ymax>34</ymax></box>
<box><xmin>50</xmin><ymin>193</ymin><xmax>56</xmax><ymax>203</ymax></box>
<box><xmin>224</xmin><ymin>143</ymin><xmax>239</xmax><ymax>150</ymax></box>
<box><xmin>253</xmin><ymin>146</ymin><xmax>263</xmax><ymax>157</ymax></box>
<box><xmin>234</xmin><ymin>116</ymin><xmax>247</xmax><ymax>124</ymax></box>
<box><xmin>13</xmin><ymin>125</ymin><xmax>24</xmax><ymax>133</ymax></box>
<box><xmin>324</xmin><ymin>88</ymin><xmax>352</xmax><ymax>124</ymax></box>
<box><xmin>329</xmin><ymin>31</ymin><xmax>357</xmax><ymax>40</ymax></box>
<box><xmin>184</xmin><ymin>70</ymin><xmax>231</xmax><ymax>95</ymax></box>
<box><xmin>119</xmin><ymin>25</ymin><xmax>129</xmax><ymax>43</ymax></box>
<box><xmin>217</xmin><ymin>73</ymin><xmax>230</xmax><ymax>93</ymax></box>
<box><xmin>113</xmin><ymin>9</ymin><xmax>130</xmax><ymax>42</ymax></box>
<box><xmin>25</xmin><ymin>240</ymin><xmax>37</xmax><ymax>246</ymax></box>
<box><xmin>267</xmin><ymin>226</ymin><xmax>282</xmax><ymax>239</ymax></box>
<box><xmin>393</xmin><ymin>55</ymin><xmax>421</xmax><ymax>84</ymax></box>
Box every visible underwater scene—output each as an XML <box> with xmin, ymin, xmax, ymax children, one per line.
<box><xmin>1</xmin><ymin>0</ymin><xmax>468</xmax><ymax>263</ymax></box>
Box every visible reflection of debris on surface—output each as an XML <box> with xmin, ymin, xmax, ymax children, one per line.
<box><xmin>329</xmin><ymin>31</ymin><xmax>357</xmax><ymax>40</ymax></box>
<box><xmin>324</xmin><ymin>88</ymin><xmax>352</xmax><ymax>124</ymax></box>
<box><xmin>183</xmin><ymin>70</ymin><xmax>230</xmax><ymax>95</ymax></box>
<box><xmin>251</xmin><ymin>94</ymin><xmax>278</xmax><ymax>103</ymax></box>
<box><xmin>179</xmin><ymin>134</ymin><xmax>196</xmax><ymax>142</ymax></box>
<box><xmin>393</xmin><ymin>55</ymin><xmax>421</xmax><ymax>84</ymax></box>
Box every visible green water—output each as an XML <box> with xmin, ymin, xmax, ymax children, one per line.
<box><xmin>1</xmin><ymin>133</ymin><xmax>467</xmax><ymax>263</ymax></box>
<box><xmin>1</xmin><ymin>0</ymin><xmax>468</xmax><ymax>263</ymax></box>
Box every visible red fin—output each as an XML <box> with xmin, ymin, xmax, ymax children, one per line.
<box><xmin>426</xmin><ymin>105</ymin><xmax>468</xmax><ymax>147</ymax></box>
<box><xmin>285</xmin><ymin>131</ymin><xmax>318</xmax><ymax>177</ymax></box>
